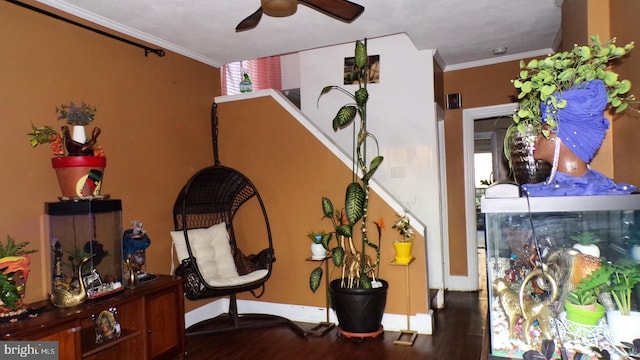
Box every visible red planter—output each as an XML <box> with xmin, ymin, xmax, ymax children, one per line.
<box><xmin>51</xmin><ymin>156</ymin><xmax>106</xmax><ymax>198</ymax></box>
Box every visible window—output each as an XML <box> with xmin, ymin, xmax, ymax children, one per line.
<box><xmin>221</xmin><ymin>56</ymin><xmax>283</xmax><ymax>95</ymax></box>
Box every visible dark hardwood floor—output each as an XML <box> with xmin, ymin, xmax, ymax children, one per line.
<box><xmin>185</xmin><ymin>250</ymin><xmax>488</xmax><ymax>360</ymax></box>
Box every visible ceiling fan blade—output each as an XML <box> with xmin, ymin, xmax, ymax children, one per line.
<box><xmin>299</xmin><ymin>0</ymin><xmax>364</xmax><ymax>22</ymax></box>
<box><xmin>236</xmin><ymin>7</ymin><xmax>263</xmax><ymax>32</ymax></box>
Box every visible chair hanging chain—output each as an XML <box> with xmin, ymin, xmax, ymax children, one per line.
<box><xmin>212</xmin><ymin>102</ymin><xmax>221</xmax><ymax>166</ymax></box>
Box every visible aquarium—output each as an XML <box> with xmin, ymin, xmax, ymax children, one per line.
<box><xmin>46</xmin><ymin>199</ymin><xmax>123</xmax><ymax>303</ymax></box>
<box><xmin>481</xmin><ymin>193</ymin><xmax>640</xmax><ymax>359</ymax></box>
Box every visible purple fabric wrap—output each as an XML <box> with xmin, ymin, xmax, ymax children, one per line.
<box><xmin>541</xmin><ymin>79</ymin><xmax>610</xmax><ymax>163</ymax></box>
<box><xmin>521</xmin><ymin>169</ymin><xmax>637</xmax><ymax>196</ymax></box>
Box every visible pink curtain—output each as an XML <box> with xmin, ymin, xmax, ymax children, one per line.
<box><xmin>221</xmin><ymin>56</ymin><xmax>282</xmax><ymax>95</ymax></box>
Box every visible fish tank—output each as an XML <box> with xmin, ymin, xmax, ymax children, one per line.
<box><xmin>481</xmin><ymin>191</ymin><xmax>640</xmax><ymax>359</ymax></box>
<box><xmin>46</xmin><ymin>199</ymin><xmax>124</xmax><ymax>304</ymax></box>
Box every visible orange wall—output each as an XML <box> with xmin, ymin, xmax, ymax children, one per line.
<box><xmin>215</xmin><ymin>97</ymin><xmax>428</xmax><ymax>315</ymax></box>
<box><xmin>1</xmin><ymin>1</ymin><xmax>220</xmax><ymax>304</ymax></box>
<box><xmin>443</xmin><ymin>61</ymin><xmax>521</xmax><ymax>276</ymax></box>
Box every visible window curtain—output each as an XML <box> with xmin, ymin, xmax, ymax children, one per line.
<box><xmin>221</xmin><ymin>56</ymin><xmax>282</xmax><ymax>95</ymax></box>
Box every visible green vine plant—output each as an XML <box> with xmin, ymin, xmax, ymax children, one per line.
<box><xmin>309</xmin><ymin>39</ymin><xmax>384</xmax><ymax>292</ymax></box>
<box><xmin>511</xmin><ymin>35</ymin><xmax>634</xmax><ymax>139</ymax></box>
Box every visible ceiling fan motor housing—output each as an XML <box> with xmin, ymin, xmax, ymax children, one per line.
<box><xmin>261</xmin><ymin>0</ymin><xmax>297</xmax><ymax>17</ymax></box>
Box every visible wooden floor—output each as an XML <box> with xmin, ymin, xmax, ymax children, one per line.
<box><xmin>185</xmin><ymin>250</ymin><xmax>488</xmax><ymax>360</ymax></box>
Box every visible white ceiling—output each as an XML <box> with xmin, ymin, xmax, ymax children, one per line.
<box><xmin>34</xmin><ymin>0</ymin><xmax>563</xmax><ymax>71</ymax></box>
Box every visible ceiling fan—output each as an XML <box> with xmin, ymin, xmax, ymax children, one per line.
<box><xmin>236</xmin><ymin>0</ymin><xmax>364</xmax><ymax>32</ymax></box>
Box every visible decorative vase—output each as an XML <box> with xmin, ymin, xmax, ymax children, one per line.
<box><xmin>393</xmin><ymin>241</ymin><xmax>413</xmax><ymax>264</ymax></box>
<box><xmin>71</xmin><ymin>125</ymin><xmax>86</xmax><ymax>143</ymax></box>
<box><xmin>564</xmin><ymin>301</ymin><xmax>605</xmax><ymax>326</ymax></box>
<box><xmin>330</xmin><ymin>278</ymin><xmax>388</xmax><ymax>337</ymax></box>
<box><xmin>310</xmin><ymin>243</ymin><xmax>326</xmax><ymax>260</ymax></box>
<box><xmin>52</xmin><ymin>156</ymin><xmax>106</xmax><ymax>199</ymax></box>
<box><xmin>606</xmin><ymin>310</ymin><xmax>640</xmax><ymax>345</ymax></box>
<box><xmin>506</xmin><ymin>124</ymin><xmax>552</xmax><ymax>185</ymax></box>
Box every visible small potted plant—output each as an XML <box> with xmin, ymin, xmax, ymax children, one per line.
<box><xmin>570</xmin><ymin>230</ymin><xmax>602</xmax><ymax>258</ymax></box>
<box><xmin>392</xmin><ymin>212</ymin><xmax>414</xmax><ymax>264</ymax></box>
<box><xmin>579</xmin><ymin>259</ymin><xmax>640</xmax><ymax>345</ymax></box>
<box><xmin>56</xmin><ymin>101</ymin><xmax>97</xmax><ymax>143</ymax></box>
<box><xmin>306</xmin><ymin>231</ymin><xmax>329</xmax><ymax>260</ymax></box>
<box><xmin>28</xmin><ymin>101</ymin><xmax>106</xmax><ymax>199</ymax></box>
<box><xmin>564</xmin><ymin>280</ymin><xmax>605</xmax><ymax>326</ymax></box>
<box><xmin>0</xmin><ymin>235</ymin><xmax>37</xmax><ymax>317</ymax></box>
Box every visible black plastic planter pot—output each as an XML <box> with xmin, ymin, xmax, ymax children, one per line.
<box><xmin>330</xmin><ymin>278</ymin><xmax>388</xmax><ymax>334</ymax></box>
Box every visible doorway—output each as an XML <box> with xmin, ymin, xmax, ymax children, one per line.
<box><xmin>460</xmin><ymin>103</ymin><xmax>517</xmax><ymax>291</ymax></box>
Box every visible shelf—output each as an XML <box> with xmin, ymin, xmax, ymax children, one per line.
<box><xmin>81</xmin><ymin>328</ymin><xmax>141</xmax><ymax>358</ymax></box>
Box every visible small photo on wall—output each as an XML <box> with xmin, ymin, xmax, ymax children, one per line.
<box><xmin>447</xmin><ymin>93</ymin><xmax>461</xmax><ymax>109</ymax></box>
<box><xmin>94</xmin><ymin>307</ymin><xmax>121</xmax><ymax>343</ymax></box>
<box><xmin>344</xmin><ymin>55</ymin><xmax>380</xmax><ymax>85</ymax></box>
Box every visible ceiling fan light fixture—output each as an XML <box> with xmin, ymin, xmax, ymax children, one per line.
<box><xmin>261</xmin><ymin>0</ymin><xmax>297</xmax><ymax>17</ymax></box>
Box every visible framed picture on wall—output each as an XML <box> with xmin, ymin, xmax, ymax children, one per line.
<box><xmin>447</xmin><ymin>93</ymin><xmax>461</xmax><ymax>109</ymax></box>
<box><xmin>344</xmin><ymin>55</ymin><xmax>380</xmax><ymax>85</ymax></box>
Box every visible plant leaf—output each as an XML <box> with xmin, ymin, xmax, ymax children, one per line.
<box><xmin>321</xmin><ymin>197</ymin><xmax>334</xmax><ymax>219</ymax></box>
<box><xmin>345</xmin><ymin>182</ymin><xmax>365</xmax><ymax>225</ymax></box>
<box><xmin>332</xmin><ymin>246</ymin><xmax>345</xmax><ymax>267</ymax></box>
<box><xmin>355</xmin><ymin>88</ymin><xmax>368</xmax><ymax>108</ymax></box>
<box><xmin>354</xmin><ymin>40</ymin><xmax>367</xmax><ymax>68</ymax></box>
<box><xmin>333</xmin><ymin>105</ymin><xmax>357</xmax><ymax>131</ymax></box>
<box><xmin>362</xmin><ymin>156</ymin><xmax>384</xmax><ymax>182</ymax></box>
<box><xmin>310</xmin><ymin>267</ymin><xmax>323</xmax><ymax>293</ymax></box>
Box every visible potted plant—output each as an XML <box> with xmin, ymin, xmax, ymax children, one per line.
<box><xmin>564</xmin><ymin>278</ymin><xmax>605</xmax><ymax>326</ymax></box>
<box><xmin>0</xmin><ymin>235</ymin><xmax>37</xmax><ymax>318</ymax></box>
<box><xmin>505</xmin><ymin>36</ymin><xmax>635</xmax><ymax>185</ymax></box>
<box><xmin>306</xmin><ymin>231</ymin><xmax>329</xmax><ymax>260</ymax></box>
<box><xmin>56</xmin><ymin>101</ymin><xmax>97</xmax><ymax>143</ymax></box>
<box><xmin>579</xmin><ymin>259</ymin><xmax>640</xmax><ymax>344</ymax></box>
<box><xmin>570</xmin><ymin>230</ymin><xmax>602</xmax><ymax>258</ymax></box>
<box><xmin>308</xmin><ymin>38</ymin><xmax>387</xmax><ymax>337</ymax></box>
<box><xmin>28</xmin><ymin>101</ymin><xmax>106</xmax><ymax>199</ymax></box>
<box><xmin>392</xmin><ymin>212</ymin><xmax>414</xmax><ymax>264</ymax></box>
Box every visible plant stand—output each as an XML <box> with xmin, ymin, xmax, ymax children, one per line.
<box><xmin>306</xmin><ymin>257</ymin><xmax>335</xmax><ymax>336</ymax></box>
<box><xmin>391</xmin><ymin>257</ymin><xmax>417</xmax><ymax>346</ymax></box>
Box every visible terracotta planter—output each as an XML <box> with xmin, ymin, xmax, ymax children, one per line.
<box><xmin>52</xmin><ymin>156</ymin><xmax>106</xmax><ymax>198</ymax></box>
<box><xmin>393</xmin><ymin>241</ymin><xmax>413</xmax><ymax>264</ymax></box>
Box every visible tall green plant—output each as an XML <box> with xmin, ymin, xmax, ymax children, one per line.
<box><xmin>309</xmin><ymin>39</ymin><xmax>384</xmax><ymax>292</ymax></box>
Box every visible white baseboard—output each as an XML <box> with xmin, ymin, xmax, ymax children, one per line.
<box><xmin>185</xmin><ymin>299</ymin><xmax>434</xmax><ymax>335</ymax></box>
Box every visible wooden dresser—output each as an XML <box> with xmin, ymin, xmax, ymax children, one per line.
<box><xmin>0</xmin><ymin>275</ymin><xmax>185</xmax><ymax>360</ymax></box>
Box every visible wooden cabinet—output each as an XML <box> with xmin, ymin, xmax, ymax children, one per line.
<box><xmin>1</xmin><ymin>275</ymin><xmax>184</xmax><ymax>360</ymax></box>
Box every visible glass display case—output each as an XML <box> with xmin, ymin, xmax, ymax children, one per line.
<box><xmin>481</xmin><ymin>193</ymin><xmax>640</xmax><ymax>359</ymax></box>
<box><xmin>46</xmin><ymin>200</ymin><xmax>124</xmax><ymax>303</ymax></box>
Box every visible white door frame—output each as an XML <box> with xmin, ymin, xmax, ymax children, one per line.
<box><xmin>452</xmin><ymin>103</ymin><xmax>517</xmax><ymax>291</ymax></box>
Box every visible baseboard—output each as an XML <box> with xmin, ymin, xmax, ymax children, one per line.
<box><xmin>185</xmin><ymin>298</ymin><xmax>434</xmax><ymax>335</ymax></box>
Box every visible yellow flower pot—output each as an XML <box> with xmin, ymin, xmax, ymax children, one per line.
<box><xmin>393</xmin><ymin>241</ymin><xmax>413</xmax><ymax>264</ymax></box>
